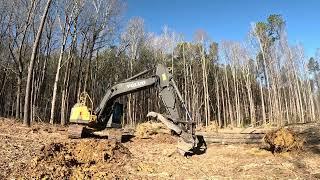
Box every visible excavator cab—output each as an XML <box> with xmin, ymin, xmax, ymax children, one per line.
<box><xmin>105</xmin><ymin>102</ymin><xmax>123</xmax><ymax>128</ymax></box>
<box><xmin>69</xmin><ymin>92</ymin><xmax>124</xmax><ymax>134</ymax></box>
<box><xmin>69</xmin><ymin>92</ymin><xmax>96</xmax><ymax>125</ymax></box>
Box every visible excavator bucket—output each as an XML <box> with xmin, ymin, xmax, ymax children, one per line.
<box><xmin>147</xmin><ymin>112</ymin><xmax>206</xmax><ymax>155</ymax></box>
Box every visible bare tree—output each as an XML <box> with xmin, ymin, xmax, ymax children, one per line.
<box><xmin>49</xmin><ymin>3</ymin><xmax>73</xmax><ymax>124</ymax></box>
<box><xmin>23</xmin><ymin>0</ymin><xmax>52</xmax><ymax>126</ymax></box>
<box><xmin>194</xmin><ymin>29</ymin><xmax>211</xmax><ymax>126</ymax></box>
<box><xmin>82</xmin><ymin>0</ymin><xmax>124</xmax><ymax>92</ymax></box>
<box><xmin>121</xmin><ymin>17</ymin><xmax>145</xmax><ymax>124</ymax></box>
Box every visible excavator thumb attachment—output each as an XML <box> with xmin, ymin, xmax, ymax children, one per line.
<box><xmin>147</xmin><ymin>112</ymin><xmax>204</xmax><ymax>155</ymax></box>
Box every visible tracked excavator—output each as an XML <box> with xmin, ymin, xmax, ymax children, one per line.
<box><xmin>68</xmin><ymin>64</ymin><xmax>205</xmax><ymax>155</ymax></box>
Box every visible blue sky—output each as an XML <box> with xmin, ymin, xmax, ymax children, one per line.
<box><xmin>125</xmin><ymin>0</ymin><xmax>319</xmax><ymax>57</ymax></box>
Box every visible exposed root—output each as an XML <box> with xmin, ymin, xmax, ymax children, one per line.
<box><xmin>135</xmin><ymin>121</ymin><xmax>169</xmax><ymax>138</ymax></box>
<box><xmin>264</xmin><ymin>128</ymin><xmax>304</xmax><ymax>153</ymax></box>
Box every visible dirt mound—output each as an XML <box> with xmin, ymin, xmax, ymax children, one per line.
<box><xmin>264</xmin><ymin>128</ymin><xmax>304</xmax><ymax>153</ymax></box>
<box><xmin>134</xmin><ymin>121</ymin><xmax>177</xmax><ymax>144</ymax></box>
<box><xmin>135</xmin><ymin>121</ymin><xmax>170</xmax><ymax>138</ymax></box>
<box><xmin>29</xmin><ymin>142</ymin><xmax>77</xmax><ymax>179</ymax></box>
<box><xmin>28</xmin><ymin>140</ymin><xmax>131</xmax><ymax>179</ymax></box>
<box><xmin>73</xmin><ymin>139</ymin><xmax>131</xmax><ymax>163</ymax></box>
<box><xmin>146</xmin><ymin>133</ymin><xmax>177</xmax><ymax>144</ymax></box>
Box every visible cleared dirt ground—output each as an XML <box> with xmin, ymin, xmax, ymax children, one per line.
<box><xmin>0</xmin><ymin>117</ymin><xmax>320</xmax><ymax>179</ymax></box>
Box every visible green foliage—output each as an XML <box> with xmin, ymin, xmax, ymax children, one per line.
<box><xmin>267</xmin><ymin>14</ymin><xmax>285</xmax><ymax>42</ymax></box>
<box><xmin>307</xmin><ymin>57</ymin><xmax>320</xmax><ymax>73</ymax></box>
<box><xmin>255</xmin><ymin>22</ymin><xmax>268</xmax><ymax>38</ymax></box>
<box><xmin>255</xmin><ymin>14</ymin><xmax>285</xmax><ymax>43</ymax></box>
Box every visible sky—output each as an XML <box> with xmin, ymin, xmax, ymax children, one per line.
<box><xmin>125</xmin><ymin>0</ymin><xmax>320</xmax><ymax>57</ymax></box>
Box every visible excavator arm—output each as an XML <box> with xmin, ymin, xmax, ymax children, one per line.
<box><xmin>95</xmin><ymin>64</ymin><xmax>192</xmax><ymax>127</ymax></box>
<box><xmin>94</xmin><ymin>76</ymin><xmax>158</xmax><ymax>125</ymax></box>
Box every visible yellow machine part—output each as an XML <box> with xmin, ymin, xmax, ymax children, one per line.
<box><xmin>69</xmin><ymin>103</ymin><xmax>96</xmax><ymax>124</ymax></box>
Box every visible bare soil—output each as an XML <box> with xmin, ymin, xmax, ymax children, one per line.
<box><xmin>0</xmin><ymin>117</ymin><xmax>320</xmax><ymax>179</ymax></box>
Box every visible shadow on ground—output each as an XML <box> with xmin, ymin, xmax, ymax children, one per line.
<box><xmin>300</xmin><ymin>126</ymin><xmax>320</xmax><ymax>154</ymax></box>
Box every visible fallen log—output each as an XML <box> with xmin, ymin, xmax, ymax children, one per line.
<box><xmin>198</xmin><ymin>132</ymin><xmax>265</xmax><ymax>144</ymax></box>
<box><xmin>203</xmin><ymin>137</ymin><xmax>263</xmax><ymax>144</ymax></box>
<box><xmin>197</xmin><ymin>123</ymin><xmax>319</xmax><ymax>145</ymax></box>
<box><xmin>200</xmin><ymin>133</ymin><xmax>265</xmax><ymax>139</ymax></box>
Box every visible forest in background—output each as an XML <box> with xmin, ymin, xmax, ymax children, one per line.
<box><xmin>0</xmin><ymin>0</ymin><xmax>320</xmax><ymax>128</ymax></box>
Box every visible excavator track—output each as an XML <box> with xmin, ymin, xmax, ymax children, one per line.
<box><xmin>68</xmin><ymin>124</ymin><xmax>85</xmax><ymax>139</ymax></box>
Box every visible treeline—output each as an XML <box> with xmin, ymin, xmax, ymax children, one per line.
<box><xmin>0</xmin><ymin>0</ymin><xmax>319</xmax><ymax>128</ymax></box>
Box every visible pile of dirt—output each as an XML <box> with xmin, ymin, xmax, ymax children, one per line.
<box><xmin>27</xmin><ymin>140</ymin><xmax>131</xmax><ymax>179</ymax></box>
<box><xmin>144</xmin><ymin>133</ymin><xmax>177</xmax><ymax>144</ymax></box>
<box><xmin>73</xmin><ymin>139</ymin><xmax>131</xmax><ymax>163</ymax></box>
<box><xmin>134</xmin><ymin>121</ymin><xmax>177</xmax><ymax>144</ymax></box>
<box><xmin>135</xmin><ymin>121</ymin><xmax>170</xmax><ymax>138</ymax></box>
<box><xmin>264</xmin><ymin>128</ymin><xmax>304</xmax><ymax>153</ymax></box>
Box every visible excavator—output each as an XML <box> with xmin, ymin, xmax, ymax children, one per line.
<box><xmin>68</xmin><ymin>64</ymin><xmax>205</xmax><ymax>155</ymax></box>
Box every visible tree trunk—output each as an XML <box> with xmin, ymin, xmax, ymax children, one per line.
<box><xmin>23</xmin><ymin>0</ymin><xmax>52</xmax><ymax>126</ymax></box>
<box><xmin>61</xmin><ymin>45</ymin><xmax>75</xmax><ymax>125</ymax></box>
<box><xmin>83</xmin><ymin>33</ymin><xmax>97</xmax><ymax>92</ymax></box>
<box><xmin>215</xmin><ymin>75</ymin><xmax>221</xmax><ymax>127</ymax></box>
<box><xmin>50</xmin><ymin>20</ymin><xmax>70</xmax><ymax>124</ymax></box>
<box><xmin>61</xmin><ymin>20</ymin><xmax>78</xmax><ymax>125</ymax></box>
<box><xmin>0</xmin><ymin>70</ymin><xmax>7</xmax><ymax>116</ymax></box>
<box><xmin>60</xmin><ymin>53</ymin><xmax>72</xmax><ymax>125</ymax></box>
<box><xmin>16</xmin><ymin>75</ymin><xmax>22</xmax><ymax>119</ymax></box>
